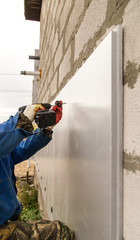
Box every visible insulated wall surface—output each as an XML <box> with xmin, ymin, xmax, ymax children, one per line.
<box><xmin>35</xmin><ymin>26</ymin><xmax>122</xmax><ymax>240</ymax></box>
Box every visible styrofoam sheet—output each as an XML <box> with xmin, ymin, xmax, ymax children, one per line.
<box><xmin>35</xmin><ymin>26</ymin><xmax>122</xmax><ymax>240</ymax></box>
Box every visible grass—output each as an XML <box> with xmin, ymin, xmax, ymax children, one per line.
<box><xmin>17</xmin><ymin>178</ymin><xmax>42</xmax><ymax>221</ymax></box>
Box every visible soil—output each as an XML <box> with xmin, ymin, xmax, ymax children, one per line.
<box><xmin>15</xmin><ymin>159</ymin><xmax>34</xmax><ymax>178</ymax></box>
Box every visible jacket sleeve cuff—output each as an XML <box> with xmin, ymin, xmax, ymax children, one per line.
<box><xmin>40</xmin><ymin>129</ymin><xmax>53</xmax><ymax>139</ymax></box>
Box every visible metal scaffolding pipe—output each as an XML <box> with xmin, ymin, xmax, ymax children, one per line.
<box><xmin>20</xmin><ymin>71</ymin><xmax>40</xmax><ymax>76</ymax></box>
<box><xmin>29</xmin><ymin>56</ymin><xmax>40</xmax><ymax>60</ymax></box>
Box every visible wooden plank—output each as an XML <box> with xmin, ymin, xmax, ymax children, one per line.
<box><xmin>24</xmin><ymin>0</ymin><xmax>42</xmax><ymax>21</ymax></box>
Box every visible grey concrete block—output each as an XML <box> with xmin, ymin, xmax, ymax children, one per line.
<box><xmin>75</xmin><ymin>0</ymin><xmax>107</xmax><ymax>60</ymax></box>
<box><xmin>123</xmin><ymin>0</ymin><xmax>140</xmax><ymax>66</ymax></box>
<box><xmin>55</xmin><ymin>0</ymin><xmax>65</xmax><ymax>24</ymax></box>
<box><xmin>65</xmin><ymin>0</ymin><xmax>85</xmax><ymax>48</ymax></box>
<box><xmin>51</xmin><ymin>72</ymin><xmax>58</xmax><ymax>97</ymax></box>
<box><xmin>52</xmin><ymin>29</ymin><xmax>59</xmax><ymax>58</ymax></box>
<box><xmin>54</xmin><ymin>39</ymin><xmax>63</xmax><ymax>69</ymax></box>
<box><xmin>59</xmin><ymin>46</ymin><xmax>71</xmax><ymax>85</ymax></box>
<box><xmin>59</xmin><ymin>0</ymin><xmax>72</xmax><ymax>38</ymax></box>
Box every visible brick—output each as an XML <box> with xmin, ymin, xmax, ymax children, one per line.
<box><xmin>59</xmin><ymin>46</ymin><xmax>71</xmax><ymax>85</ymax></box>
<box><xmin>65</xmin><ymin>0</ymin><xmax>84</xmax><ymax>47</ymax></box>
<box><xmin>75</xmin><ymin>0</ymin><xmax>107</xmax><ymax>60</ymax></box>
<box><xmin>54</xmin><ymin>39</ymin><xmax>63</xmax><ymax>69</ymax></box>
<box><xmin>59</xmin><ymin>0</ymin><xmax>72</xmax><ymax>38</ymax></box>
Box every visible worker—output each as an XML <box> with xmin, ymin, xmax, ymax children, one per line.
<box><xmin>0</xmin><ymin>101</ymin><xmax>74</xmax><ymax>239</ymax></box>
<box><xmin>0</xmin><ymin>102</ymin><xmax>62</xmax><ymax>226</ymax></box>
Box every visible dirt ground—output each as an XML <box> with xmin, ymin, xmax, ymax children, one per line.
<box><xmin>15</xmin><ymin>159</ymin><xmax>34</xmax><ymax>178</ymax></box>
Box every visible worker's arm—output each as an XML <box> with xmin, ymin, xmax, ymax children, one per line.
<box><xmin>12</xmin><ymin>101</ymin><xmax>63</xmax><ymax>165</ymax></box>
<box><xmin>12</xmin><ymin>129</ymin><xmax>52</xmax><ymax>165</ymax></box>
<box><xmin>0</xmin><ymin>104</ymin><xmax>46</xmax><ymax>158</ymax></box>
<box><xmin>0</xmin><ymin>114</ymin><xmax>34</xmax><ymax>158</ymax></box>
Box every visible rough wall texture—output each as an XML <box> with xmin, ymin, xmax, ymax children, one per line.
<box><xmin>37</xmin><ymin>0</ymin><xmax>140</xmax><ymax>239</ymax></box>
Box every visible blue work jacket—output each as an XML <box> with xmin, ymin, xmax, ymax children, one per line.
<box><xmin>0</xmin><ymin>113</ymin><xmax>52</xmax><ymax>225</ymax></box>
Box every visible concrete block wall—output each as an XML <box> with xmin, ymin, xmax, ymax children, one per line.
<box><xmin>37</xmin><ymin>0</ymin><xmax>140</xmax><ymax>239</ymax></box>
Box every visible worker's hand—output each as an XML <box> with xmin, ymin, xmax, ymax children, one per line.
<box><xmin>47</xmin><ymin>100</ymin><xmax>63</xmax><ymax>130</ymax></box>
<box><xmin>23</xmin><ymin>104</ymin><xmax>45</xmax><ymax>122</ymax></box>
<box><xmin>51</xmin><ymin>101</ymin><xmax>63</xmax><ymax>124</ymax></box>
